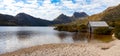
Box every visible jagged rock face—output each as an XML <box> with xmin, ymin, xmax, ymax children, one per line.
<box><xmin>53</xmin><ymin>12</ymin><xmax>88</xmax><ymax>24</ymax></box>
<box><xmin>53</xmin><ymin>14</ymin><xmax>72</xmax><ymax>24</ymax></box>
<box><xmin>0</xmin><ymin>12</ymin><xmax>88</xmax><ymax>26</ymax></box>
<box><xmin>73</xmin><ymin>12</ymin><xmax>88</xmax><ymax>18</ymax></box>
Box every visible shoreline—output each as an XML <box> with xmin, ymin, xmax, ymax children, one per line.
<box><xmin>1</xmin><ymin>40</ymin><xmax>120</xmax><ymax>56</ymax></box>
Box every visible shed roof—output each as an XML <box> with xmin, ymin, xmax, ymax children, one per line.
<box><xmin>89</xmin><ymin>21</ymin><xmax>109</xmax><ymax>27</ymax></box>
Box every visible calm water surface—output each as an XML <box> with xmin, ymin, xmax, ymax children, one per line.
<box><xmin>0</xmin><ymin>27</ymin><xmax>113</xmax><ymax>54</ymax></box>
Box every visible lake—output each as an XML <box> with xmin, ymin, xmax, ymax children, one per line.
<box><xmin>0</xmin><ymin>27</ymin><xmax>113</xmax><ymax>54</ymax></box>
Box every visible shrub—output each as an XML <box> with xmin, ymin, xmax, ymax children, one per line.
<box><xmin>54</xmin><ymin>24</ymin><xmax>88</xmax><ymax>32</ymax></box>
<box><xmin>93</xmin><ymin>27</ymin><xmax>112</xmax><ymax>35</ymax></box>
<box><xmin>78</xmin><ymin>24</ymin><xmax>88</xmax><ymax>32</ymax></box>
<box><xmin>115</xmin><ymin>24</ymin><xmax>120</xmax><ymax>39</ymax></box>
<box><xmin>54</xmin><ymin>24</ymin><xmax>77</xmax><ymax>32</ymax></box>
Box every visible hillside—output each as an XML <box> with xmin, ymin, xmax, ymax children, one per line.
<box><xmin>71</xmin><ymin>4</ymin><xmax>120</xmax><ymax>25</ymax></box>
<box><xmin>0</xmin><ymin>13</ymin><xmax>53</xmax><ymax>26</ymax></box>
<box><xmin>0</xmin><ymin>14</ymin><xmax>17</xmax><ymax>26</ymax></box>
<box><xmin>86</xmin><ymin>4</ymin><xmax>120</xmax><ymax>21</ymax></box>
<box><xmin>55</xmin><ymin>4</ymin><xmax>120</xmax><ymax>32</ymax></box>
<box><xmin>15</xmin><ymin>13</ymin><xmax>52</xmax><ymax>26</ymax></box>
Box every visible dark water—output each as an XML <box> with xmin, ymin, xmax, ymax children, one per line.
<box><xmin>0</xmin><ymin>27</ymin><xmax>113</xmax><ymax>54</ymax></box>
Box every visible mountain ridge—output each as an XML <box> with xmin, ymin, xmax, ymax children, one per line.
<box><xmin>70</xmin><ymin>4</ymin><xmax>120</xmax><ymax>25</ymax></box>
<box><xmin>0</xmin><ymin>12</ymin><xmax>88</xmax><ymax>26</ymax></box>
<box><xmin>53</xmin><ymin>12</ymin><xmax>88</xmax><ymax>24</ymax></box>
<box><xmin>15</xmin><ymin>13</ymin><xmax>52</xmax><ymax>26</ymax></box>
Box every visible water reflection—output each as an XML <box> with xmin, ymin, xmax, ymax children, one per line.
<box><xmin>16</xmin><ymin>31</ymin><xmax>35</xmax><ymax>40</ymax></box>
<box><xmin>0</xmin><ymin>27</ymin><xmax>113</xmax><ymax>54</ymax></box>
<box><xmin>57</xmin><ymin>32</ymin><xmax>68</xmax><ymax>39</ymax></box>
<box><xmin>93</xmin><ymin>34</ymin><xmax>113</xmax><ymax>42</ymax></box>
<box><xmin>56</xmin><ymin>32</ymin><xmax>89</xmax><ymax>43</ymax></box>
<box><xmin>56</xmin><ymin>32</ymin><xmax>74</xmax><ymax>43</ymax></box>
<box><xmin>72</xmin><ymin>32</ymin><xmax>88</xmax><ymax>43</ymax></box>
<box><xmin>0</xmin><ymin>33</ymin><xmax>6</xmax><ymax>54</ymax></box>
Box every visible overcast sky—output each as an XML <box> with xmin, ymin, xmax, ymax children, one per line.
<box><xmin>0</xmin><ymin>0</ymin><xmax>120</xmax><ymax>20</ymax></box>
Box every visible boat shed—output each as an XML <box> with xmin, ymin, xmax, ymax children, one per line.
<box><xmin>88</xmin><ymin>21</ymin><xmax>109</xmax><ymax>33</ymax></box>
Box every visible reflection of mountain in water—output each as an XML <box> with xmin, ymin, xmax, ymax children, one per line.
<box><xmin>56</xmin><ymin>32</ymin><xmax>74</xmax><ymax>43</ymax></box>
<box><xmin>72</xmin><ymin>32</ymin><xmax>88</xmax><ymax>42</ymax></box>
<box><xmin>0</xmin><ymin>27</ymin><xmax>114</xmax><ymax>54</ymax></box>
<box><xmin>16</xmin><ymin>31</ymin><xmax>37</xmax><ymax>40</ymax></box>
<box><xmin>56</xmin><ymin>32</ymin><xmax>89</xmax><ymax>43</ymax></box>
<box><xmin>56</xmin><ymin>32</ymin><xmax>68</xmax><ymax>39</ymax></box>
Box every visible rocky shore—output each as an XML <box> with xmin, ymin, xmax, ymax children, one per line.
<box><xmin>1</xmin><ymin>40</ymin><xmax>120</xmax><ymax>56</ymax></box>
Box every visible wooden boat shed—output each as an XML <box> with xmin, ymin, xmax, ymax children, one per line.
<box><xmin>88</xmin><ymin>21</ymin><xmax>109</xmax><ymax>33</ymax></box>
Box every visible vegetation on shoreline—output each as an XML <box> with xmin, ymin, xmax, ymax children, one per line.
<box><xmin>54</xmin><ymin>4</ymin><xmax>120</xmax><ymax>36</ymax></box>
<box><xmin>115</xmin><ymin>24</ymin><xmax>120</xmax><ymax>39</ymax></box>
<box><xmin>93</xmin><ymin>27</ymin><xmax>112</xmax><ymax>35</ymax></box>
<box><xmin>54</xmin><ymin>24</ymin><xmax>88</xmax><ymax>32</ymax></box>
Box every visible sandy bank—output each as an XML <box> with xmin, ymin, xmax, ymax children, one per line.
<box><xmin>1</xmin><ymin>40</ymin><xmax>120</xmax><ymax>56</ymax></box>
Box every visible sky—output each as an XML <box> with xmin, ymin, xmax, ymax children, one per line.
<box><xmin>0</xmin><ymin>0</ymin><xmax>120</xmax><ymax>20</ymax></box>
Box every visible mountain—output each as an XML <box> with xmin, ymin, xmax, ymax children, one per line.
<box><xmin>88</xmin><ymin>4</ymin><xmax>120</xmax><ymax>21</ymax></box>
<box><xmin>53</xmin><ymin>12</ymin><xmax>88</xmax><ymax>24</ymax></box>
<box><xmin>15</xmin><ymin>13</ymin><xmax>52</xmax><ymax>26</ymax></box>
<box><xmin>101</xmin><ymin>5</ymin><xmax>120</xmax><ymax>21</ymax></box>
<box><xmin>0</xmin><ymin>14</ymin><xmax>17</xmax><ymax>26</ymax></box>
<box><xmin>0</xmin><ymin>12</ymin><xmax>88</xmax><ymax>26</ymax></box>
<box><xmin>0</xmin><ymin>13</ymin><xmax>52</xmax><ymax>26</ymax></box>
<box><xmin>72</xmin><ymin>12</ymin><xmax>88</xmax><ymax>19</ymax></box>
<box><xmin>70</xmin><ymin>4</ymin><xmax>120</xmax><ymax>25</ymax></box>
<box><xmin>1</xmin><ymin>3</ymin><xmax>120</xmax><ymax>26</ymax></box>
<box><xmin>53</xmin><ymin>14</ymin><xmax>72</xmax><ymax>24</ymax></box>
<box><xmin>54</xmin><ymin>4</ymin><xmax>120</xmax><ymax>32</ymax></box>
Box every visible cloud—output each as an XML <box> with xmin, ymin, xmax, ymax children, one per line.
<box><xmin>0</xmin><ymin>0</ymin><xmax>120</xmax><ymax>20</ymax></box>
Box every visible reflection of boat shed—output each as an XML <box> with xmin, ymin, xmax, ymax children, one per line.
<box><xmin>88</xmin><ymin>21</ymin><xmax>109</xmax><ymax>33</ymax></box>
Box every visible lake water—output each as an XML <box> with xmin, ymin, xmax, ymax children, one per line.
<box><xmin>0</xmin><ymin>27</ymin><xmax>113</xmax><ymax>54</ymax></box>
